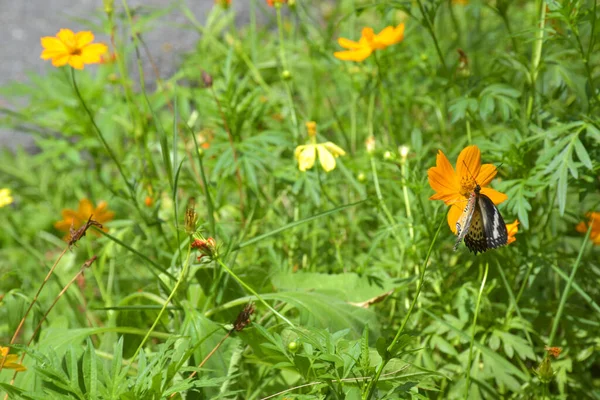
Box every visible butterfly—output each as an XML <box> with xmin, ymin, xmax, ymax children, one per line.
<box><xmin>454</xmin><ymin>183</ymin><xmax>508</xmax><ymax>254</ymax></box>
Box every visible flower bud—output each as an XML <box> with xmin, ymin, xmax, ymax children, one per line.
<box><xmin>383</xmin><ymin>151</ymin><xmax>393</xmax><ymax>160</ymax></box>
<box><xmin>281</xmin><ymin>70</ymin><xmax>292</xmax><ymax>80</ymax></box>
<box><xmin>191</xmin><ymin>237</ymin><xmax>218</xmax><ymax>260</ymax></box>
<box><xmin>184</xmin><ymin>201</ymin><xmax>198</xmax><ymax>235</ymax></box>
<box><xmin>365</xmin><ymin>136</ymin><xmax>375</xmax><ymax>154</ymax></box>
<box><xmin>535</xmin><ymin>356</ymin><xmax>554</xmax><ymax>383</ymax></box>
<box><xmin>202</xmin><ymin>71</ymin><xmax>213</xmax><ymax>88</ymax></box>
<box><xmin>357</xmin><ymin>172</ymin><xmax>366</xmax><ymax>182</ymax></box>
<box><xmin>288</xmin><ymin>341</ymin><xmax>299</xmax><ymax>353</ymax></box>
<box><xmin>399</xmin><ymin>145</ymin><xmax>409</xmax><ymax>159</ymax></box>
<box><xmin>305</xmin><ymin>121</ymin><xmax>317</xmax><ymax>138</ymax></box>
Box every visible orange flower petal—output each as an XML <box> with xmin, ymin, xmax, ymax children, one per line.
<box><xmin>334</xmin><ymin>47</ymin><xmax>373</xmax><ymax>62</ymax></box>
<box><xmin>479</xmin><ymin>187</ymin><xmax>507</xmax><ymax>205</ymax></box>
<box><xmin>81</xmin><ymin>43</ymin><xmax>108</xmax><ymax>62</ymax></box>
<box><xmin>476</xmin><ymin>164</ymin><xmax>498</xmax><ymax>187</ymax></box>
<box><xmin>506</xmin><ymin>219</ymin><xmax>519</xmax><ymax>244</ymax></box>
<box><xmin>40</xmin><ymin>36</ymin><xmax>67</xmax><ymax>53</ymax></box>
<box><xmin>575</xmin><ymin>221</ymin><xmax>587</xmax><ymax>233</ymax></box>
<box><xmin>375</xmin><ymin>23</ymin><xmax>405</xmax><ymax>47</ymax></box>
<box><xmin>427</xmin><ymin>150</ymin><xmax>460</xmax><ymax>205</ymax></box>
<box><xmin>448</xmin><ymin>204</ymin><xmax>463</xmax><ymax>233</ymax></box>
<box><xmin>456</xmin><ymin>145</ymin><xmax>481</xmax><ymax>181</ymax></box>
<box><xmin>51</xmin><ymin>54</ymin><xmax>70</xmax><ymax>67</ymax></box>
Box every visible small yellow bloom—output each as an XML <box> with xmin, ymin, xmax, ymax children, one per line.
<box><xmin>506</xmin><ymin>219</ymin><xmax>519</xmax><ymax>245</ymax></box>
<box><xmin>54</xmin><ymin>199</ymin><xmax>115</xmax><ymax>238</ymax></box>
<box><xmin>0</xmin><ymin>188</ymin><xmax>13</xmax><ymax>208</ymax></box>
<box><xmin>0</xmin><ymin>346</ymin><xmax>26</xmax><ymax>371</ymax></box>
<box><xmin>295</xmin><ymin>122</ymin><xmax>345</xmax><ymax>172</ymax></box>
<box><xmin>427</xmin><ymin>145</ymin><xmax>507</xmax><ymax>233</ymax></box>
<box><xmin>40</xmin><ymin>29</ymin><xmax>108</xmax><ymax>70</ymax></box>
<box><xmin>576</xmin><ymin>212</ymin><xmax>600</xmax><ymax>245</ymax></box>
<box><xmin>334</xmin><ymin>24</ymin><xmax>405</xmax><ymax>62</ymax></box>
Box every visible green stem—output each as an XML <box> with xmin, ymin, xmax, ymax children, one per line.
<box><xmin>70</xmin><ymin>69</ymin><xmax>135</xmax><ymax>200</ymax></box>
<box><xmin>416</xmin><ymin>0</ymin><xmax>448</xmax><ymax>75</ymax></box>
<box><xmin>547</xmin><ymin>222</ymin><xmax>592</xmax><ymax>346</ymax></box>
<box><xmin>130</xmin><ymin>241</ymin><xmax>192</xmax><ymax>362</ymax></box>
<box><xmin>526</xmin><ymin>0</ymin><xmax>546</xmax><ymax>119</ymax></box>
<box><xmin>465</xmin><ymin>262</ymin><xmax>489</xmax><ymax>399</ymax></box>
<box><xmin>364</xmin><ymin>215</ymin><xmax>445</xmax><ymax>400</ymax></box>
<box><xmin>370</xmin><ymin>157</ymin><xmax>404</xmax><ymax>250</ymax></box>
<box><xmin>215</xmin><ymin>258</ymin><xmax>294</xmax><ymax>327</ymax></box>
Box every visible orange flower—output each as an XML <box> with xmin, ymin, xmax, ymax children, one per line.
<box><xmin>506</xmin><ymin>219</ymin><xmax>519</xmax><ymax>244</ymax></box>
<box><xmin>55</xmin><ymin>199</ymin><xmax>114</xmax><ymax>238</ymax></box>
<box><xmin>266</xmin><ymin>0</ymin><xmax>287</xmax><ymax>6</ymax></box>
<box><xmin>544</xmin><ymin>346</ymin><xmax>562</xmax><ymax>358</ymax></box>
<box><xmin>428</xmin><ymin>145</ymin><xmax>507</xmax><ymax>233</ymax></box>
<box><xmin>215</xmin><ymin>0</ymin><xmax>231</xmax><ymax>8</ymax></box>
<box><xmin>0</xmin><ymin>347</ymin><xmax>26</xmax><ymax>371</ymax></box>
<box><xmin>334</xmin><ymin>24</ymin><xmax>405</xmax><ymax>62</ymax></box>
<box><xmin>576</xmin><ymin>212</ymin><xmax>600</xmax><ymax>245</ymax></box>
<box><xmin>40</xmin><ymin>29</ymin><xmax>108</xmax><ymax>70</ymax></box>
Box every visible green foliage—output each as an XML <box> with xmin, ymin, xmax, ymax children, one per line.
<box><xmin>1</xmin><ymin>0</ymin><xmax>600</xmax><ymax>399</ymax></box>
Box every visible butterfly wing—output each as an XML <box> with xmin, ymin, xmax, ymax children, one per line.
<box><xmin>454</xmin><ymin>193</ymin><xmax>477</xmax><ymax>251</ymax></box>
<box><xmin>464</xmin><ymin>194</ymin><xmax>508</xmax><ymax>254</ymax></box>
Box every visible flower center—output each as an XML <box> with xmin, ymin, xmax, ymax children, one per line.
<box><xmin>459</xmin><ymin>176</ymin><xmax>477</xmax><ymax>198</ymax></box>
<box><xmin>69</xmin><ymin>48</ymin><xmax>82</xmax><ymax>56</ymax></box>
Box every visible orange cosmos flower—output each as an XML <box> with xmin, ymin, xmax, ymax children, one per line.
<box><xmin>55</xmin><ymin>199</ymin><xmax>115</xmax><ymax>238</ymax></box>
<box><xmin>266</xmin><ymin>0</ymin><xmax>287</xmax><ymax>6</ymax></box>
<box><xmin>215</xmin><ymin>0</ymin><xmax>231</xmax><ymax>8</ymax></box>
<box><xmin>334</xmin><ymin>24</ymin><xmax>405</xmax><ymax>62</ymax></box>
<box><xmin>428</xmin><ymin>145</ymin><xmax>507</xmax><ymax>233</ymax></box>
<box><xmin>506</xmin><ymin>219</ymin><xmax>519</xmax><ymax>244</ymax></box>
<box><xmin>576</xmin><ymin>212</ymin><xmax>600</xmax><ymax>245</ymax></box>
<box><xmin>0</xmin><ymin>346</ymin><xmax>26</xmax><ymax>371</ymax></box>
<box><xmin>40</xmin><ymin>29</ymin><xmax>108</xmax><ymax>70</ymax></box>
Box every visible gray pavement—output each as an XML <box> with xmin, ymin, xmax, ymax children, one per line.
<box><xmin>0</xmin><ymin>0</ymin><xmax>254</xmax><ymax>150</ymax></box>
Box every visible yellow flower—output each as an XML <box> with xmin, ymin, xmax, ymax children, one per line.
<box><xmin>334</xmin><ymin>24</ymin><xmax>405</xmax><ymax>62</ymax></box>
<box><xmin>0</xmin><ymin>188</ymin><xmax>13</xmax><ymax>208</ymax></box>
<box><xmin>294</xmin><ymin>122</ymin><xmax>345</xmax><ymax>172</ymax></box>
<box><xmin>576</xmin><ymin>212</ymin><xmax>600</xmax><ymax>245</ymax></box>
<box><xmin>0</xmin><ymin>346</ymin><xmax>26</xmax><ymax>371</ymax></box>
<box><xmin>54</xmin><ymin>199</ymin><xmax>115</xmax><ymax>238</ymax></box>
<box><xmin>506</xmin><ymin>219</ymin><xmax>519</xmax><ymax>244</ymax></box>
<box><xmin>40</xmin><ymin>29</ymin><xmax>108</xmax><ymax>70</ymax></box>
<box><xmin>427</xmin><ymin>145</ymin><xmax>507</xmax><ymax>233</ymax></box>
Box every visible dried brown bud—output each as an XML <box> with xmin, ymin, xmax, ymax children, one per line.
<box><xmin>68</xmin><ymin>216</ymin><xmax>103</xmax><ymax>249</ymax></box>
<box><xmin>233</xmin><ymin>303</ymin><xmax>255</xmax><ymax>331</ymax></box>
<box><xmin>184</xmin><ymin>200</ymin><xmax>198</xmax><ymax>235</ymax></box>
<box><xmin>202</xmin><ymin>71</ymin><xmax>213</xmax><ymax>88</ymax></box>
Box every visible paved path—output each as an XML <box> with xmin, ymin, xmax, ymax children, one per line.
<box><xmin>0</xmin><ymin>0</ymin><xmax>253</xmax><ymax>150</ymax></box>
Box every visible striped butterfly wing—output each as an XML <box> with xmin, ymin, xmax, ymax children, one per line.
<box><xmin>454</xmin><ymin>192</ymin><xmax>477</xmax><ymax>251</ymax></box>
<box><xmin>464</xmin><ymin>193</ymin><xmax>508</xmax><ymax>254</ymax></box>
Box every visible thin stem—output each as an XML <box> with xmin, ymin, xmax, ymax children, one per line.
<box><xmin>215</xmin><ymin>258</ymin><xmax>294</xmax><ymax>327</ymax></box>
<box><xmin>0</xmin><ymin>247</ymin><xmax>68</xmax><ymax>373</ymax></box>
<box><xmin>364</xmin><ymin>215</ymin><xmax>445</xmax><ymax>400</ymax></box>
<box><xmin>526</xmin><ymin>0</ymin><xmax>546</xmax><ymax>119</ymax></box>
<box><xmin>130</xmin><ymin>241</ymin><xmax>193</xmax><ymax>362</ymax></box>
<box><xmin>416</xmin><ymin>0</ymin><xmax>448</xmax><ymax>74</ymax></box>
<box><xmin>547</xmin><ymin>223</ymin><xmax>592</xmax><ymax>346</ymax></box>
<box><xmin>464</xmin><ymin>262</ymin><xmax>489</xmax><ymax>399</ymax></box>
<box><xmin>210</xmin><ymin>86</ymin><xmax>245</xmax><ymax>221</ymax></box>
<box><xmin>70</xmin><ymin>69</ymin><xmax>136</xmax><ymax>201</ymax></box>
<box><xmin>370</xmin><ymin>157</ymin><xmax>405</xmax><ymax>250</ymax></box>
<box><xmin>275</xmin><ymin>6</ymin><xmax>299</xmax><ymax>140</ymax></box>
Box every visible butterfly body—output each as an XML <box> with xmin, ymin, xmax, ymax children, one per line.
<box><xmin>454</xmin><ymin>184</ymin><xmax>508</xmax><ymax>254</ymax></box>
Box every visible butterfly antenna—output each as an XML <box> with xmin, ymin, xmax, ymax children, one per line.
<box><xmin>461</xmin><ymin>160</ymin><xmax>503</xmax><ymax>186</ymax></box>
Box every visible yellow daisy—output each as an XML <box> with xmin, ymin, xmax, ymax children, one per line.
<box><xmin>40</xmin><ymin>29</ymin><xmax>108</xmax><ymax>70</ymax></box>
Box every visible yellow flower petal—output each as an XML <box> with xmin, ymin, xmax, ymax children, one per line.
<box><xmin>297</xmin><ymin>145</ymin><xmax>316</xmax><ymax>171</ymax></box>
<box><xmin>316</xmin><ymin>145</ymin><xmax>336</xmax><ymax>172</ymax></box>
<box><xmin>51</xmin><ymin>54</ymin><xmax>70</xmax><ymax>67</ymax></box>
<box><xmin>68</xmin><ymin>55</ymin><xmax>85</xmax><ymax>70</ymax></box>
<box><xmin>56</xmin><ymin>29</ymin><xmax>76</xmax><ymax>47</ymax></box>
<box><xmin>322</xmin><ymin>142</ymin><xmax>346</xmax><ymax>157</ymax></box>
<box><xmin>75</xmin><ymin>31</ymin><xmax>95</xmax><ymax>47</ymax></box>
